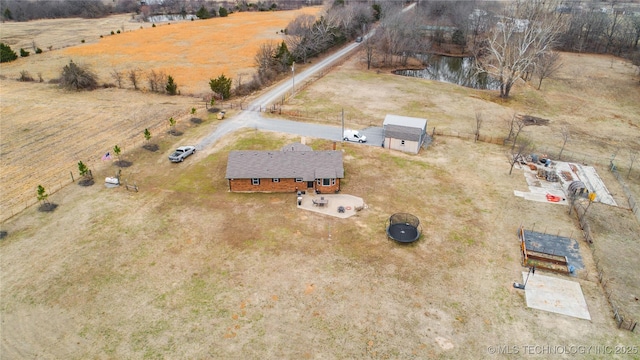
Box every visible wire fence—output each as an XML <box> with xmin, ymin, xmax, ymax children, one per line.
<box><xmin>572</xmin><ymin>201</ymin><xmax>638</xmax><ymax>332</ymax></box>
<box><xmin>609</xmin><ymin>160</ymin><xmax>640</xmax><ymax>223</ymax></box>
<box><xmin>436</xmin><ymin>128</ymin><xmax>639</xmax><ymax>332</ymax></box>
<box><xmin>1</xmin><ymin>102</ymin><xmax>216</xmax><ymax>223</ymax></box>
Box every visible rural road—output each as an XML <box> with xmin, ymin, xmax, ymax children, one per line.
<box><xmin>196</xmin><ymin>3</ymin><xmax>416</xmax><ymax>150</ymax></box>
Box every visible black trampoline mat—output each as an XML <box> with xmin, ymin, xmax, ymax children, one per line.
<box><xmin>387</xmin><ymin>223</ymin><xmax>419</xmax><ymax>243</ymax></box>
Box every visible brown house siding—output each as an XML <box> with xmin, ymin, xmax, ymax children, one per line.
<box><xmin>228</xmin><ymin>178</ymin><xmax>340</xmax><ymax>193</ymax></box>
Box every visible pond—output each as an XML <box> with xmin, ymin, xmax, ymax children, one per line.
<box><xmin>394</xmin><ymin>55</ymin><xmax>500</xmax><ymax>90</ymax></box>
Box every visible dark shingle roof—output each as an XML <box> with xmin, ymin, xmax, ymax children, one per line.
<box><xmin>281</xmin><ymin>142</ymin><xmax>313</xmax><ymax>152</ymax></box>
<box><xmin>225</xmin><ymin>150</ymin><xmax>344</xmax><ymax>181</ymax></box>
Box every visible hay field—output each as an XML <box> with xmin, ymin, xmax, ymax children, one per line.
<box><xmin>0</xmin><ymin>7</ymin><xmax>322</xmax><ymax>95</ymax></box>
<box><xmin>0</xmin><ymin>8</ymin><xmax>321</xmax><ymax>221</ymax></box>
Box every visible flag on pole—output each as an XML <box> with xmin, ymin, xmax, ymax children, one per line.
<box><xmin>102</xmin><ymin>152</ymin><xmax>111</xmax><ymax>161</ymax></box>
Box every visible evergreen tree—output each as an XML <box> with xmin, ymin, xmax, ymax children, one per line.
<box><xmin>219</xmin><ymin>7</ymin><xmax>228</xmax><ymax>17</ymax></box>
<box><xmin>168</xmin><ymin>117</ymin><xmax>176</xmax><ymax>134</ymax></box>
<box><xmin>209</xmin><ymin>74</ymin><xmax>232</xmax><ymax>100</ymax></box>
<box><xmin>113</xmin><ymin>145</ymin><xmax>122</xmax><ymax>163</ymax></box>
<box><xmin>0</xmin><ymin>43</ymin><xmax>18</xmax><ymax>63</ymax></box>
<box><xmin>452</xmin><ymin>29</ymin><xmax>466</xmax><ymax>47</ymax></box>
<box><xmin>196</xmin><ymin>6</ymin><xmax>210</xmax><ymax>19</ymax></box>
<box><xmin>36</xmin><ymin>185</ymin><xmax>49</xmax><ymax>205</ymax></box>
<box><xmin>166</xmin><ymin>75</ymin><xmax>178</xmax><ymax>95</ymax></box>
<box><xmin>78</xmin><ymin>161</ymin><xmax>89</xmax><ymax>177</ymax></box>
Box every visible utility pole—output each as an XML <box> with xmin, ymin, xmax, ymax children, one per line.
<box><xmin>341</xmin><ymin>108</ymin><xmax>344</xmax><ymax>142</ymax></box>
<box><xmin>291</xmin><ymin>61</ymin><xmax>295</xmax><ymax>93</ymax></box>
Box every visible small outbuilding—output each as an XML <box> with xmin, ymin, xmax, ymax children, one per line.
<box><xmin>382</xmin><ymin>114</ymin><xmax>428</xmax><ymax>154</ymax></box>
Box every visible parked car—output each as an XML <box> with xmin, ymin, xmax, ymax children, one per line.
<box><xmin>355</xmin><ymin>36</ymin><xmax>363</xmax><ymax>43</ymax></box>
<box><xmin>168</xmin><ymin>146</ymin><xmax>196</xmax><ymax>162</ymax></box>
<box><xmin>343</xmin><ymin>130</ymin><xmax>367</xmax><ymax>143</ymax></box>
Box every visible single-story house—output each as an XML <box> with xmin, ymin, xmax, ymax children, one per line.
<box><xmin>382</xmin><ymin>114</ymin><xmax>428</xmax><ymax>154</ymax></box>
<box><xmin>225</xmin><ymin>143</ymin><xmax>344</xmax><ymax>193</ymax></box>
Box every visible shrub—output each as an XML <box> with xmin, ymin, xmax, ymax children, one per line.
<box><xmin>35</xmin><ymin>47</ymin><xmax>43</xmax><ymax>54</ymax></box>
<box><xmin>111</xmin><ymin>30</ymin><xmax>115</xmax><ymax>35</ymax></box>
<box><xmin>152</xmin><ymin>23</ymin><xmax>156</xmax><ymax>28</ymax></box>
<box><xmin>452</xmin><ymin>29</ymin><xmax>466</xmax><ymax>46</ymax></box>
<box><xmin>0</xmin><ymin>43</ymin><xmax>18</xmax><ymax>63</ymax></box>
<box><xmin>20</xmin><ymin>48</ymin><xmax>30</xmax><ymax>57</ymax></box>
<box><xmin>219</xmin><ymin>7</ymin><xmax>228</xmax><ymax>17</ymax></box>
<box><xmin>18</xmin><ymin>70</ymin><xmax>34</xmax><ymax>82</ymax></box>
<box><xmin>59</xmin><ymin>60</ymin><xmax>98</xmax><ymax>91</ymax></box>
<box><xmin>81</xmin><ymin>39</ymin><xmax>85</xmax><ymax>43</ymax></box>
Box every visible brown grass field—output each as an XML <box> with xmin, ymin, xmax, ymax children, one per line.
<box><xmin>1</xmin><ymin>10</ymin><xmax>640</xmax><ymax>359</ymax></box>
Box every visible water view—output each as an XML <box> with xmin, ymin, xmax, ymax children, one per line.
<box><xmin>394</xmin><ymin>55</ymin><xmax>500</xmax><ymax>90</ymax></box>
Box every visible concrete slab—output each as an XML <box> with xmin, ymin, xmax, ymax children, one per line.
<box><xmin>515</xmin><ymin>160</ymin><xmax>616</xmax><ymax>206</ymax></box>
<box><xmin>523</xmin><ymin>272</ymin><xmax>591</xmax><ymax>320</ymax></box>
<box><xmin>514</xmin><ymin>165</ymin><xmax>568</xmax><ymax>205</ymax></box>
<box><xmin>297</xmin><ymin>193</ymin><xmax>365</xmax><ymax>218</ymax></box>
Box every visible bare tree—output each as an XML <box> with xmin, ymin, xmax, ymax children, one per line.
<box><xmin>475</xmin><ymin>111</ymin><xmax>483</xmax><ymax>142</ymax></box>
<box><xmin>255</xmin><ymin>42</ymin><xmax>277</xmax><ymax>75</ymax></box>
<box><xmin>629</xmin><ymin>150</ymin><xmax>638</xmax><ymax>179</ymax></box>
<box><xmin>508</xmin><ymin>138</ymin><xmax>533</xmax><ymax>175</ymax></box>
<box><xmin>509</xmin><ymin>115</ymin><xmax>527</xmax><ymax>151</ymax></box>
<box><xmin>111</xmin><ymin>69</ymin><xmax>123</xmax><ymax>88</ymax></box>
<box><xmin>147</xmin><ymin>69</ymin><xmax>166</xmax><ymax>93</ymax></box>
<box><xmin>505</xmin><ymin>113</ymin><xmax>517</xmax><ymax>142</ymax></box>
<box><xmin>604</xmin><ymin>6</ymin><xmax>622</xmax><ymax>53</ymax></box>
<box><xmin>478</xmin><ymin>0</ymin><xmax>564</xmax><ymax>98</ymax></box>
<box><xmin>286</xmin><ymin>14</ymin><xmax>319</xmax><ymax>63</ymax></box>
<box><xmin>128</xmin><ymin>68</ymin><xmax>141</xmax><ymax>90</ymax></box>
<box><xmin>535</xmin><ymin>51</ymin><xmax>562</xmax><ymax>90</ymax></box>
<box><xmin>558</xmin><ymin>125</ymin><xmax>570</xmax><ymax>160</ymax></box>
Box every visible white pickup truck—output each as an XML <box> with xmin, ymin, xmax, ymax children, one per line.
<box><xmin>168</xmin><ymin>146</ymin><xmax>196</xmax><ymax>162</ymax></box>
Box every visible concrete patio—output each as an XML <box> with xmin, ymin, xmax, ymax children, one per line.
<box><xmin>297</xmin><ymin>193</ymin><xmax>365</xmax><ymax>218</ymax></box>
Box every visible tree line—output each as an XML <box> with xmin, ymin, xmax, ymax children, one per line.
<box><xmin>0</xmin><ymin>0</ymin><xmax>323</xmax><ymax>22</ymax></box>
<box><xmin>5</xmin><ymin>0</ymin><xmax>639</xmax><ymax>101</ymax></box>
<box><xmin>329</xmin><ymin>0</ymin><xmax>640</xmax><ymax>98</ymax></box>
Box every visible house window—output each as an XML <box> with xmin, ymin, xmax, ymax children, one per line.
<box><xmin>322</xmin><ymin>178</ymin><xmax>332</xmax><ymax>186</ymax></box>
<box><xmin>295</xmin><ymin>178</ymin><xmax>303</xmax><ymax>183</ymax></box>
<box><xmin>272</xmin><ymin>178</ymin><xmax>280</xmax><ymax>183</ymax></box>
<box><xmin>252</xmin><ymin>178</ymin><xmax>260</xmax><ymax>185</ymax></box>
<box><xmin>401</xmin><ymin>140</ymin><xmax>405</xmax><ymax>145</ymax></box>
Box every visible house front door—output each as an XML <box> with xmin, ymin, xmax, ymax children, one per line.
<box><xmin>307</xmin><ymin>181</ymin><xmax>314</xmax><ymax>189</ymax></box>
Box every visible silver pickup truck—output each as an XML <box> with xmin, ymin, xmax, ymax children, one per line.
<box><xmin>168</xmin><ymin>146</ymin><xmax>196</xmax><ymax>162</ymax></box>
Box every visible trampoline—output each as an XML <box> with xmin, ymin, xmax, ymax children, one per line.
<box><xmin>386</xmin><ymin>213</ymin><xmax>421</xmax><ymax>243</ymax></box>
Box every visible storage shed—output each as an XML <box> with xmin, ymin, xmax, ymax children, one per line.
<box><xmin>382</xmin><ymin>114</ymin><xmax>428</xmax><ymax>154</ymax></box>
